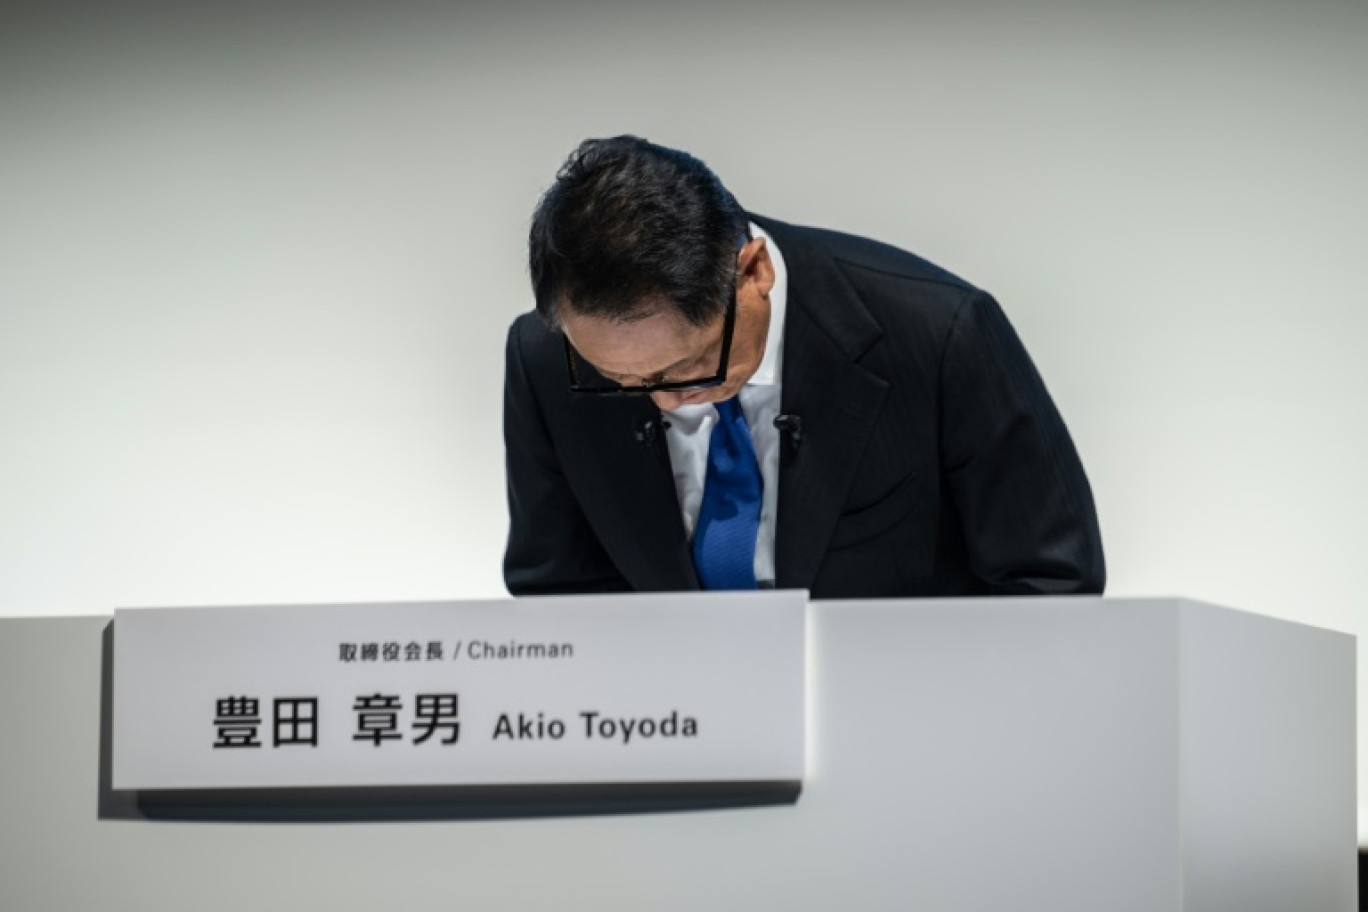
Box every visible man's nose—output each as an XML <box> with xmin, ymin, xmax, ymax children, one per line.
<box><xmin>651</xmin><ymin>390</ymin><xmax>688</xmax><ymax>411</ymax></box>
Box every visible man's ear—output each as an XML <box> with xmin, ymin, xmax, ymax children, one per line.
<box><xmin>739</xmin><ymin>237</ymin><xmax>775</xmax><ymax>297</ymax></box>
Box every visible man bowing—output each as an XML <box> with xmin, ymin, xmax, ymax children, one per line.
<box><xmin>503</xmin><ymin>135</ymin><xmax>1104</xmax><ymax>598</ymax></box>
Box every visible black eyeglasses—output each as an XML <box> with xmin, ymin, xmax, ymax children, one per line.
<box><xmin>562</xmin><ymin>287</ymin><xmax>737</xmax><ymax>396</ymax></box>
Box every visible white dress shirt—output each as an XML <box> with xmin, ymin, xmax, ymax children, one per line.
<box><xmin>662</xmin><ymin>221</ymin><xmax>787</xmax><ymax>585</ymax></box>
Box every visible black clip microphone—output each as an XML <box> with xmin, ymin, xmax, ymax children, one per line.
<box><xmin>773</xmin><ymin>414</ymin><xmax>803</xmax><ymax>452</ymax></box>
<box><xmin>635</xmin><ymin>417</ymin><xmax>671</xmax><ymax>448</ymax></box>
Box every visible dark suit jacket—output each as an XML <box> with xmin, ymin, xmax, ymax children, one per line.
<box><xmin>502</xmin><ymin>215</ymin><xmax>1105</xmax><ymax>598</ymax></box>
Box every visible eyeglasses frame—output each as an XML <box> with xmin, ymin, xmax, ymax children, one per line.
<box><xmin>561</xmin><ymin>283</ymin><xmax>738</xmax><ymax>396</ymax></box>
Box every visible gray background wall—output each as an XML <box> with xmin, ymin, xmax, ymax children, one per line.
<box><xmin>2</xmin><ymin>1</ymin><xmax>1364</xmax><ymax>837</ymax></box>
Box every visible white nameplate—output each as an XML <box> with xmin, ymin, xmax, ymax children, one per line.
<box><xmin>111</xmin><ymin>590</ymin><xmax>806</xmax><ymax>791</ymax></box>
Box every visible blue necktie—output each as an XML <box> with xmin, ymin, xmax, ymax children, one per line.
<box><xmin>693</xmin><ymin>398</ymin><xmax>763</xmax><ymax>590</ymax></box>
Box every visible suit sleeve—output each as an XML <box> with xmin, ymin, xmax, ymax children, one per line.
<box><xmin>502</xmin><ymin>318</ymin><xmax>633</xmax><ymax>596</ymax></box>
<box><xmin>939</xmin><ymin>292</ymin><xmax>1106</xmax><ymax>594</ymax></box>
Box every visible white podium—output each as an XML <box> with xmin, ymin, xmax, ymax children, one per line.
<box><xmin>805</xmin><ymin>597</ymin><xmax>1355</xmax><ymax>911</ymax></box>
<box><xmin>0</xmin><ymin>596</ymin><xmax>1355</xmax><ymax>911</ymax></box>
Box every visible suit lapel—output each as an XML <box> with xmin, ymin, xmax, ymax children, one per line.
<box><xmin>566</xmin><ymin>393</ymin><xmax>699</xmax><ymax>591</ymax></box>
<box><xmin>762</xmin><ymin>219</ymin><xmax>890</xmax><ymax>590</ymax></box>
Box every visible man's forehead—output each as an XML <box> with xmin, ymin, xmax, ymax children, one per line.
<box><xmin>561</xmin><ymin>308</ymin><xmax>705</xmax><ymax>378</ymax></box>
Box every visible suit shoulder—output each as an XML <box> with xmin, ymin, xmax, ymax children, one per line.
<box><xmin>509</xmin><ymin>310</ymin><xmax>549</xmax><ymax>344</ymax></box>
<box><xmin>506</xmin><ymin>309</ymin><xmax>572</xmax><ymax>401</ymax></box>
<box><xmin>508</xmin><ymin>310</ymin><xmax>560</xmax><ymax>360</ymax></box>
<box><xmin>752</xmin><ymin>214</ymin><xmax>978</xmax><ymax>294</ymax></box>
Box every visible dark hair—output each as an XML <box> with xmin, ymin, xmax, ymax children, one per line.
<box><xmin>528</xmin><ymin>135</ymin><xmax>749</xmax><ymax>329</ymax></box>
